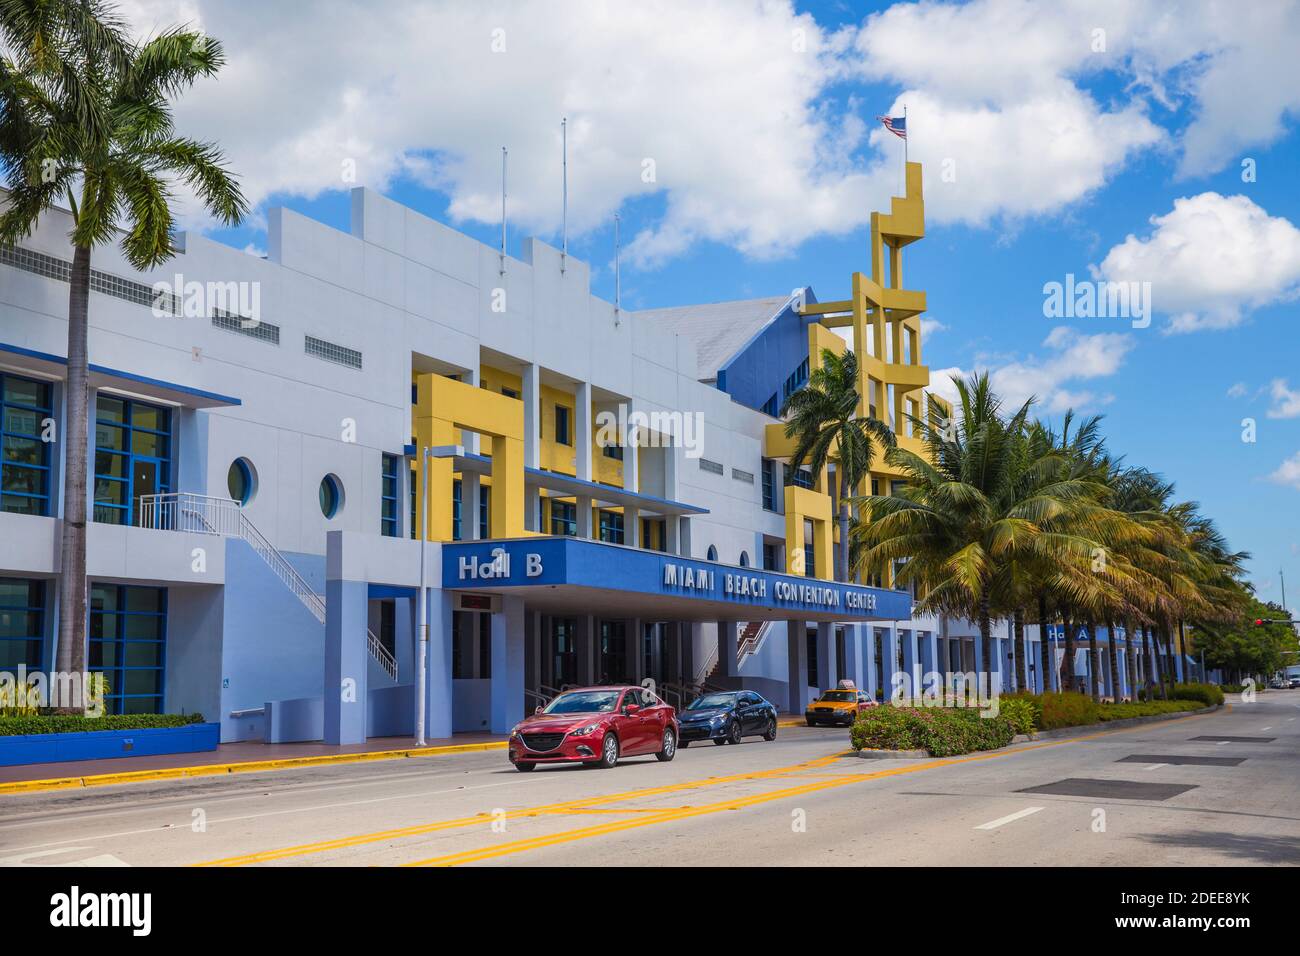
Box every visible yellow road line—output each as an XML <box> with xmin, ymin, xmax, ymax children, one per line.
<box><xmin>403</xmin><ymin>708</ymin><xmax>1227</xmax><ymax>866</ymax></box>
<box><xmin>0</xmin><ymin>741</ymin><xmax>509</xmax><ymax>796</ymax></box>
<box><xmin>196</xmin><ymin>706</ymin><xmax>1222</xmax><ymax>866</ymax></box>
<box><xmin>194</xmin><ymin>750</ymin><xmax>851</xmax><ymax>866</ymax></box>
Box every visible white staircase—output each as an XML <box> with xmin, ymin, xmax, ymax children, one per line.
<box><xmin>139</xmin><ymin>492</ymin><xmax>399</xmax><ymax>680</ymax></box>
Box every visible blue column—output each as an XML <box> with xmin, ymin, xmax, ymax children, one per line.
<box><xmin>901</xmin><ymin>629</ymin><xmax>919</xmax><ymax>700</ymax></box>
<box><xmin>816</xmin><ymin>621</ymin><xmax>835</xmax><ymax>691</ymax></box>
<box><xmin>490</xmin><ymin>596</ymin><xmax>526</xmax><ymax>734</ymax></box>
<box><xmin>881</xmin><ymin>627</ymin><xmax>900</xmax><ymax>701</ymax></box>
<box><xmin>843</xmin><ymin>623</ymin><xmax>864</xmax><ymax>694</ymax></box>
<box><xmin>863</xmin><ymin>625</ymin><xmax>879</xmax><ymax>701</ymax></box>
<box><xmin>324</xmin><ymin>572</ymin><xmax>368</xmax><ymax>745</ymax></box>
<box><xmin>424</xmin><ymin>587</ymin><xmax>454</xmax><ymax>740</ymax></box>
<box><xmin>973</xmin><ymin>633</ymin><xmax>985</xmax><ymax>676</ymax></box>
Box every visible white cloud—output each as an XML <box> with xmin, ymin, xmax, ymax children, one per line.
<box><xmin>1267</xmin><ymin>451</ymin><xmax>1300</xmax><ymax>491</ymax></box>
<box><xmin>1268</xmin><ymin>379</ymin><xmax>1300</xmax><ymax>419</ymax></box>
<box><xmin>1226</xmin><ymin>382</ymin><xmax>1248</xmax><ymax>399</ymax></box>
<box><xmin>1098</xmin><ymin>193</ymin><xmax>1300</xmax><ymax>333</ymax></box>
<box><xmin>920</xmin><ymin>318</ymin><xmax>947</xmax><ymax>337</ymax></box>
<box><xmin>105</xmin><ymin>0</ymin><xmax>1300</xmax><ymax>268</ymax></box>
<box><xmin>925</xmin><ymin>326</ymin><xmax>1135</xmax><ymax>416</ymax></box>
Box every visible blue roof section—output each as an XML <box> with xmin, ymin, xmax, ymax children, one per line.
<box><xmin>716</xmin><ymin>288</ymin><xmax>818</xmax><ymax>415</ymax></box>
<box><xmin>0</xmin><ymin>341</ymin><xmax>242</xmax><ymax>407</ymax></box>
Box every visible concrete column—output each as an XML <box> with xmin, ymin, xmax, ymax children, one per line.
<box><xmin>843</xmin><ymin>624</ymin><xmax>863</xmax><ymax>692</ymax></box>
<box><xmin>680</xmin><ymin>622</ymin><xmax>695</xmax><ymax>685</ymax></box>
<box><xmin>863</xmin><ymin>625</ymin><xmax>879</xmax><ymax>700</ymax></box>
<box><xmin>575</xmin><ymin>614</ymin><xmax>596</xmax><ymax>686</ymax></box>
<box><xmin>665</xmin><ymin>515</ymin><xmax>681</xmax><ymax>555</ymax></box>
<box><xmin>324</xmin><ymin>573</ymin><xmax>368</xmax><ymax>745</ymax></box>
<box><xmin>575</xmin><ymin>381</ymin><xmax>593</xmax><ymax>481</ymax></box>
<box><xmin>718</xmin><ymin>620</ymin><xmax>739</xmax><ymax>679</ymax></box>
<box><xmin>901</xmin><ymin>629</ymin><xmax>919</xmax><ymax>700</ymax></box>
<box><xmin>526</xmin><ymin>609</ymin><xmax>541</xmax><ymax>698</ymax></box>
<box><xmin>522</xmin><ymin>363</ymin><xmax>540</xmax><ymax>469</ymax></box>
<box><xmin>816</xmin><ymin>621</ymin><xmax>836</xmax><ymax>691</ymax></box>
<box><xmin>631</xmin><ymin>618</ymin><xmax>646</xmax><ymax>685</ymax></box>
<box><xmin>424</xmin><ymin>588</ymin><xmax>454</xmax><ymax>740</ymax></box>
<box><xmin>624</xmin><ymin>422</ymin><xmax>639</xmax><ymax>494</ymax></box>
<box><xmin>625</xmin><ymin>504</ymin><xmax>640</xmax><ymax>548</ymax></box>
<box><xmin>576</xmin><ymin>494</ymin><xmax>593</xmax><ymax>539</ymax></box>
<box><xmin>464</xmin><ymin>474</ymin><xmax>481</xmax><ymax>540</ymax></box>
<box><xmin>923</xmin><ymin>631</ymin><xmax>938</xmax><ymax>692</ymax></box>
<box><xmin>786</xmin><ymin>620</ymin><xmax>809</xmax><ymax>713</ymax></box>
<box><xmin>465</xmin><ymin>367</ymin><xmax>481</xmax><ymax>455</ymax></box>
<box><xmin>490</xmin><ymin>596</ymin><xmax>525</xmax><ymax>734</ymax></box>
<box><xmin>880</xmin><ymin>627</ymin><xmax>899</xmax><ymax>702</ymax></box>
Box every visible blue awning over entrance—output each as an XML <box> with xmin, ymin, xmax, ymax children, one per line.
<box><xmin>441</xmin><ymin>537</ymin><xmax>911</xmax><ymax>623</ymax></box>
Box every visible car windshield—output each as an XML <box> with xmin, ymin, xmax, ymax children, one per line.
<box><xmin>819</xmin><ymin>691</ymin><xmax>855</xmax><ymax>702</ymax></box>
<box><xmin>688</xmin><ymin>693</ymin><xmax>738</xmax><ymax>710</ymax></box>
<box><xmin>543</xmin><ymin>690</ymin><xmax>621</xmax><ymax>714</ymax></box>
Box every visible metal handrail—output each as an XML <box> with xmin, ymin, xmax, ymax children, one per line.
<box><xmin>138</xmin><ymin>492</ymin><xmax>398</xmax><ymax>681</ymax></box>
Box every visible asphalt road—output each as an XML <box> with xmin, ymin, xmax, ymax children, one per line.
<box><xmin>2</xmin><ymin>690</ymin><xmax>1298</xmax><ymax>867</ymax></box>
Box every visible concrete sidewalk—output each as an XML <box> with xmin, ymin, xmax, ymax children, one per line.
<box><xmin>0</xmin><ymin>732</ymin><xmax>506</xmax><ymax>793</ymax></box>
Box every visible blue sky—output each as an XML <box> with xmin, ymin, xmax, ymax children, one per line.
<box><xmin>164</xmin><ymin>0</ymin><xmax>1300</xmax><ymax>599</ymax></box>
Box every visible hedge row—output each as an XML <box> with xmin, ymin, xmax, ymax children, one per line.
<box><xmin>1098</xmin><ymin>700</ymin><xmax>1205</xmax><ymax>721</ymax></box>
<box><xmin>0</xmin><ymin>713</ymin><xmax>206</xmax><ymax>737</ymax></box>
<box><xmin>849</xmin><ymin>706</ymin><xmax>1016</xmax><ymax>757</ymax></box>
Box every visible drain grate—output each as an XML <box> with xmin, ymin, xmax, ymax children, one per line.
<box><xmin>1015</xmin><ymin>777</ymin><xmax>1197</xmax><ymax>800</ymax></box>
<box><xmin>1189</xmin><ymin>735</ymin><xmax>1274</xmax><ymax>743</ymax></box>
<box><xmin>1118</xmin><ymin>754</ymin><xmax>1245</xmax><ymax>767</ymax></box>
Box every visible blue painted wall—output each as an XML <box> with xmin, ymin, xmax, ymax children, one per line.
<box><xmin>716</xmin><ymin>290</ymin><xmax>818</xmax><ymax>413</ymax></box>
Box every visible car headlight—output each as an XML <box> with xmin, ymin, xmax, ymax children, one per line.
<box><xmin>569</xmin><ymin>723</ymin><xmax>599</xmax><ymax>736</ymax></box>
<box><xmin>710</xmin><ymin>713</ymin><xmax>729</xmax><ymax>724</ymax></box>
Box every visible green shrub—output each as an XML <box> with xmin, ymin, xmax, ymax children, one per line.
<box><xmin>1168</xmin><ymin>682</ymin><xmax>1224</xmax><ymax>707</ymax></box>
<box><xmin>1219</xmin><ymin>684</ymin><xmax>1251</xmax><ymax>695</ymax></box>
<box><xmin>1036</xmin><ymin>691</ymin><xmax>1100</xmax><ymax>730</ymax></box>
<box><xmin>851</xmin><ymin>705</ymin><xmax>1016</xmax><ymax>757</ymax></box>
<box><xmin>995</xmin><ymin>695</ymin><xmax>1037</xmax><ymax>736</ymax></box>
<box><xmin>1098</xmin><ymin>700</ymin><xmax>1203</xmax><ymax>720</ymax></box>
<box><xmin>0</xmin><ymin>713</ymin><xmax>205</xmax><ymax>736</ymax></box>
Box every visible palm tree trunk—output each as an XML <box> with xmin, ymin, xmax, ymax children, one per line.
<box><xmin>1037</xmin><ymin>592</ymin><xmax>1053</xmax><ymax>692</ymax></box>
<box><xmin>1123</xmin><ymin>620</ymin><xmax>1137</xmax><ymax>701</ymax></box>
<box><xmin>1159</xmin><ymin>627</ymin><xmax>1176</xmax><ymax>696</ymax></box>
<box><xmin>1153</xmin><ymin>627</ymin><xmax>1170</xmax><ymax>700</ymax></box>
<box><xmin>836</xmin><ymin>467</ymin><xmax>850</xmax><ymax>583</ymax></box>
<box><xmin>1086</xmin><ymin>619</ymin><xmax>1100</xmax><ymax>703</ymax></box>
<box><xmin>1013</xmin><ymin>609</ymin><xmax>1026</xmax><ymax>691</ymax></box>
<box><xmin>55</xmin><ymin>243</ymin><xmax>92</xmax><ymax>713</ymax></box>
<box><xmin>1105</xmin><ymin>620</ymin><xmax>1121</xmax><ymax>701</ymax></box>
<box><xmin>1143</xmin><ymin>627</ymin><xmax>1156</xmax><ymax>700</ymax></box>
<box><xmin>978</xmin><ymin>591</ymin><xmax>993</xmax><ymax>690</ymax></box>
<box><xmin>1062</xmin><ymin>613</ymin><xmax>1077</xmax><ymax>693</ymax></box>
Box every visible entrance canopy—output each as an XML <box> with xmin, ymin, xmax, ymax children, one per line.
<box><xmin>442</xmin><ymin>537</ymin><xmax>911</xmax><ymax>623</ymax></box>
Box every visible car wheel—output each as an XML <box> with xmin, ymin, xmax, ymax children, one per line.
<box><xmin>727</xmin><ymin>720</ymin><xmax>742</xmax><ymax>745</ymax></box>
<box><xmin>763</xmin><ymin>717</ymin><xmax>777</xmax><ymax>741</ymax></box>
<box><xmin>805</xmin><ymin>719</ymin><xmax>817</xmax><ymax>727</ymax></box>
<box><xmin>712</xmin><ymin>737</ymin><xmax>727</xmax><ymax>746</ymax></box>
<box><xmin>679</xmin><ymin>740</ymin><xmax>690</xmax><ymax>749</ymax></box>
<box><xmin>514</xmin><ymin>761</ymin><xmax>536</xmax><ymax>773</ymax></box>
<box><xmin>597</xmin><ymin>732</ymin><xmax>619</xmax><ymax>769</ymax></box>
<box><xmin>655</xmin><ymin>728</ymin><xmax>677</xmax><ymax>762</ymax></box>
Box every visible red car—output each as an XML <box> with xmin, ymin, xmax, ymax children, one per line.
<box><xmin>509</xmin><ymin>686</ymin><xmax>678</xmax><ymax>771</ymax></box>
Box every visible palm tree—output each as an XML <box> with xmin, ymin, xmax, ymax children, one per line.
<box><xmin>852</xmin><ymin>374</ymin><xmax>1091</xmax><ymax>683</ymax></box>
<box><xmin>1</xmin><ymin>7</ymin><xmax>246</xmax><ymax>709</ymax></box>
<box><xmin>781</xmin><ymin>347</ymin><xmax>894</xmax><ymax>582</ymax></box>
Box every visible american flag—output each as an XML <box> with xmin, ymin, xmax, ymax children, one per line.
<box><xmin>877</xmin><ymin>115</ymin><xmax>907</xmax><ymax>140</ymax></box>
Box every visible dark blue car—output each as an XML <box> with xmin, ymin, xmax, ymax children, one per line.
<box><xmin>677</xmin><ymin>690</ymin><xmax>778</xmax><ymax>747</ymax></box>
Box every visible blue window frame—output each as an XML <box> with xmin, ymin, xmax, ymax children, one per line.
<box><xmin>0</xmin><ymin>577</ymin><xmax>45</xmax><ymax>670</ymax></box>
<box><xmin>762</xmin><ymin>542</ymin><xmax>778</xmax><ymax>571</ymax></box>
<box><xmin>550</xmin><ymin>500</ymin><xmax>576</xmax><ymax>536</ymax></box>
<box><xmin>1</xmin><ymin>372</ymin><xmax>53</xmax><ymax>516</ymax></box>
<box><xmin>479</xmin><ymin>485</ymin><xmax>490</xmax><ymax>539</ymax></box>
<box><xmin>452</xmin><ymin>478</ymin><xmax>463</xmax><ymax>540</ymax></box>
<box><xmin>410</xmin><ymin>464</ymin><xmax>418</xmax><ymax>539</ymax></box>
<box><xmin>381</xmin><ymin>454</ymin><xmax>400</xmax><ymax>537</ymax></box>
<box><xmin>93</xmin><ymin>395</ymin><xmax>171</xmax><ymax>526</ymax></box>
<box><xmin>785</xmin><ymin>464</ymin><xmax>813</xmax><ymax>490</ymax></box>
<box><xmin>761</xmin><ymin>393</ymin><xmax>779</xmax><ymax>417</ymax></box>
<box><xmin>89</xmin><ymin>583</ymin><xmax>166</xmax><ymax>715</ymax></box>
<box><xmin>598</xmin><ymin>510</ymin><xmax>624</xmax><ymax>544</ymax></box>
<box><xmin>602</xmin><ymin>443</ymin><xmax>623</xmax><ymax>461</ymax></box>
<box><xmin>761</xmin><ymin>458</ymin><xmax>775</xmax><ymax>510</ymax></box>
<box><xmin>318</xmin><ymin>474</ymin><xmax>342</xmax><ymax>518</ymax></box>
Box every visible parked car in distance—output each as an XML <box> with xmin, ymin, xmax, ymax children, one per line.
<box><xmin>805</xmin><ymin>685</ymin><xmax>877</xmax><ymax>727</ymax></box>
<box><xmin>677</xmin><ymin>690</ymin><xmax>779</xmax><ymax>747</ymax></box>
<box><xmin>508</xmin><ymin>686</ymin><xmax>678</xmax><ymax>771</ymax></box>
<box><xmin>1290</xmin><ymin>677</ymin><xmax>1300</xmax><ymax>689</ymax></box>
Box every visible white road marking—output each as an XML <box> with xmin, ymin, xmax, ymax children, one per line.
<box><xmin>975</xmin><ymin>806</ymin><xmax>1044</xmax><ymax>830</ymax></box>
<box><xmin>1261</xmin><ymin>727</ymin><xmax>1272</xmax><ymax>731</ymax></box>
<box><xmin>1216</xmin><ymin>741</ymin><xmax>1230</xmax><ymax>746</ymax></box>
<box><xmin>0</xmin><ymin>846</ymin><xmax>129</xmax><ymax>867</ymax></box>
<box><xmin>1288</xmin><ymin>718</ymin><xmax>1296</xmax><ymax>722</ymax></box>
<box><xmin>1144</xmin><ymin>764</ymin><xmax>1166</xmax><ymax>771</ymax></box>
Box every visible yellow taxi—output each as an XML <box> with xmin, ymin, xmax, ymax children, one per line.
<box><xmin>804</xmin><ymin>681</ymin><xmax>877</xmax><ymax>727</ymax></box>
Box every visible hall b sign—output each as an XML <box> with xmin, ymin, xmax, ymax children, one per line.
<box><xmin>458</xmin><ymin>549</ymin><xmax>544</xmax><ymax>580</ymax></box>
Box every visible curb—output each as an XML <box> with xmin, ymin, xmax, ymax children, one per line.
<box><xmin>0</xmin><ymin>740</ymin><xmax>508</xmax><ymax>796</ymax></box>
<box><xmin>852</xmin><ymin>703</ymin><xmax>1222</xmax><ymax>760</ymax></box>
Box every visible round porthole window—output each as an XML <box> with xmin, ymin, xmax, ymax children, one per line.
<box><xmin>319</xmin><ymin>474</ymin><xmax>343</xmax><ymax>519</ymax></box>
<box><xmin>227</xmin><ymin>458</ymin><xmax>256</xmax><ymax>504</ymax></box>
